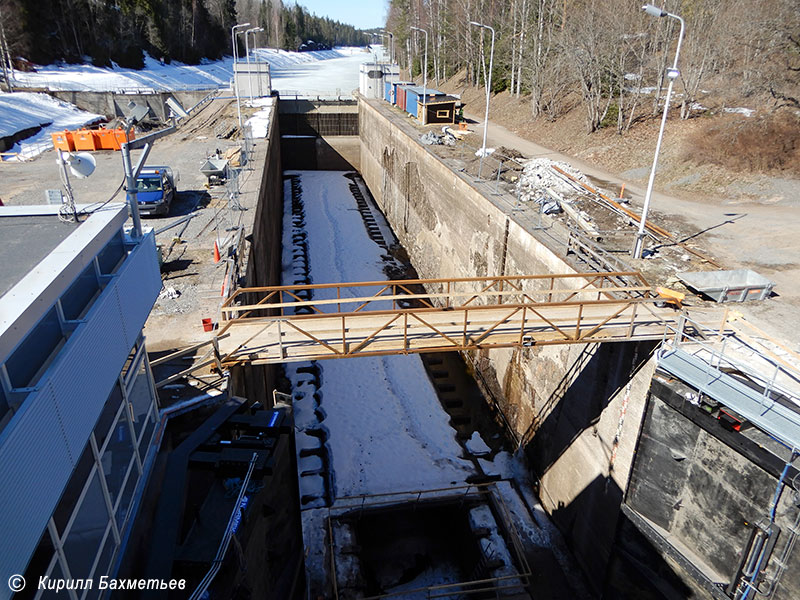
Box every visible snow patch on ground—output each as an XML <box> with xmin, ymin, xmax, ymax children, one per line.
<box><xmin>465</xmin><ymin>431</ymin><xmax>491</xmax><ymax>456</ymax></box>
<box><xmin>724</xmin><ymin>107</ymin><xmax>755</xmax><ymax>117</ymax></box>
<box><xmin>0</xmin><ymin>92</ymin><xmax>103</xmax><ymax>160</ymax></box>
<box><xmin>244</xmin><ymin>97</ymin><xmax>275</xmax><ymax>138</ymax></box>
<box><xmin>478</xmin><ymin>450</ymin><xmax>514</xmax><ymax>478</ymax></box>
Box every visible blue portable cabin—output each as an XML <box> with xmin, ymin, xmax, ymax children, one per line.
<box><xmin>396</xmin><ymin>83</ymin><xmax>416</xmax><ymax>112</ymax></box>
<box><xmin>384</xmin><ymin>80</ymin><xmax>393</xmax><ymax>103</ymax></box>
<box><xmin>404</xmin><ymin>86</ymin><xmax>425</xmax><ymax>118</ymax></box>
<box><xmin>387</xmin><ymin>80</ymin><xmax>414</xmax><ymax>106</ymax></box>
<box><xmin>404</xmin><ymin>86</ymin><xmax>446</xmax><ymax>119</ymax></box>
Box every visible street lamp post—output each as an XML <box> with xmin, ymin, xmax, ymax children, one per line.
<box><xmin>632</xmin><ymin>4</ymin><xmax>685</xmax><ymax>259</ymax></box>
<box><xmin>410</xmin><ymin>27</ymin><xmax>428</xmax><ymax>125</ymax></box>
<box><xmin>245</xmin><ymin>27</ymin><xmax>264</xmax><ymax>102</ymax></box>
<box><xmin>470</xmin><ymin>21</ymin><xmax>495</xmax><ymax>179</ymax></box>
<box><xmin>381</xmin><ymin>30</ymin><xmax>394</xmax><ymax>63</ymax></box>
<box><xmin>231</xmin><ymin>23</ymin><xmax>250</xmax><ymax>133</ymax></box>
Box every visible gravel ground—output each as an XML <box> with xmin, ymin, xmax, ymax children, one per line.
<box><xmin>0</xmin><ymin>96</ymin><xmax>267</xmax><ymax>354</ymax></box>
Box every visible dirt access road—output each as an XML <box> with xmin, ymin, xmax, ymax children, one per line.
<box><xmin>468</xmin><ymin>113</ymin><xmax>800</xmax><ymax>347</ymax></box>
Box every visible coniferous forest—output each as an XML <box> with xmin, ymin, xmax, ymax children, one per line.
<box><xmin>0</xmin><ymin>0</ymin><xmax>365</xmax><ymax>68</ymax></box>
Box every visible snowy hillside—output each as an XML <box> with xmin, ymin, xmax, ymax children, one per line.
<box><xmin>10</xmin><ymin>47</ymin><xmax>368</xmax><ymax>93</ymax></box>
<box><xmin>1</xmin><ymin>46</ymin><xmax>375</xmax><ymax>160</ymax></box>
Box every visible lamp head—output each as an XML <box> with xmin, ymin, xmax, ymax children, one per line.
<box><xmin>642</xmin><ymin>4</ymin><xmax>667</xmax><ymax>17</ymax></box>
<box><xmin>125</xmin><ymin>101</ymin><xmax>150</xmax><ymax>125</ymax></box>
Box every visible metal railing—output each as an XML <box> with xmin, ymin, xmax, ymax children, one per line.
<box><xmin>213</xmin><ymin>273</ymin><xmax>671</xmax><ymax>365</ymax></box>
<box><xmin>221</xmin><ymin>272</ymin><xmax>653</xmax><ymax>319</ymax></box>
<box><xmin>659</xmin><ymin>313</ymin><xmax>800</xmax><ymax>410</ymax></box>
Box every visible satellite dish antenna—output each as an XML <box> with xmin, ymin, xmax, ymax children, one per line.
<box><xmin>65</xmin><ymin>152</ymin><xmax>96</xmax><ymax>179</ymax></box>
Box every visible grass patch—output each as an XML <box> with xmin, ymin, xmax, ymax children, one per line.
<box><xmin>687</xmin><ymin>111</ymin><xmax>800</xmax><ymax>175</ymax></box>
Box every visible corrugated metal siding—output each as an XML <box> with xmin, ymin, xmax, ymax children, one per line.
<box><xmin>406</xmin><ymin>89</ymin><xmax>420</xmax><ymax>117</ymax></box>
<box><xmin>115</xmin><ymin>234</ymin><xmax>161</xmax><ymax>349</ymax></box>
<box><xmin>0</xmin><ymin>381</ymin><xmax>73</xmax><ymax>590</ymax></box>
<box><xmin>397</xmin><ymin>87</ymin><xmax>407</xmax><ymax>111</ymax></box>
<box><xmin>0</xmin><ymin>232</ymin><xmax>160</xmax><ymax>587</ymax></box>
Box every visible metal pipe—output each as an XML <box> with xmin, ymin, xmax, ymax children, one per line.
<box><xmin>470</xmin><ymin>21</ymin><xmax>495</xmax><ymax>179</ymax></box>
<box><xmin>245</xmin><ymin>28</ymin><xmax>253</xmax><ymax>102</ymax></box>
<box><xmin>121</xmin><ymin>130</ymin><xmax>143</xmax><ymax>238</ymax></box>
<box><xmin>410</xmin><ymin>27</ymin><xmax>428</xmax><ymax>124</ymax></box>
<box><xmin>246</xmin><ymin>27</ymin><xmax>264</xmax><ymax>102</ymax></box>
<box><xmin>231</xmin><ymin>23</ymin><xmax>251</xmax><ymax>133</ymax></box>
<box><xmin>633</xmin><ymin>6</ymin><xmax>685</xmax><ymax>259</ymax></box>
<box><xmin>121</xmin><ymin>124</ymin><xmax>175</xmax><ymax>237</ymax></box>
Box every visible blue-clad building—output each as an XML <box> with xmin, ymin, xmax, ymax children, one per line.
<box><xmin>398</xmin><ymin>86</ymin><xmax>459</xmax><ymax>125</ymax></box>
<box><xmin>0</xmin><ymin>203</ymin><xmax>162</xmax><ymax>599</ymax></box>
<box><xmin>384</xmin><ymin>80</ymin><xmax>414</xmax><ymax>105</ymax></box>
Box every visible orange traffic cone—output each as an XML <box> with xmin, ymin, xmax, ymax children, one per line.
<box><xmin>213</xmin><ymin>240</ymin><xmax>221</xmax><ymax>263</ymax></box>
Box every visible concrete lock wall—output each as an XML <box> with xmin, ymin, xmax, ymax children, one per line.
<box><xmin>229</xmin><ymin>100</ymin><xmax>284</xmax><ymax>405</ymax></box>
<box><xmin>278</xmin><ymin>99</ymin><xmax>360</xmax><ymax>171</ymax></box>
<box><xmin>358</xmin><ymin>97</ymin><xmax>658</xmax><ymax>590</ymax></box>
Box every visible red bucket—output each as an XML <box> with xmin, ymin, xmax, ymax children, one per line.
<box><xmin>202</xmin><ymin>318</ymin><xmax>214</xmax><ymax>332</ymax></box>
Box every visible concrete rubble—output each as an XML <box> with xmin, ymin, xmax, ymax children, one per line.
<box><xmin>516</xmin><ymin>157</ymin><xmax>589</xmax><ymax>203</ymax></box>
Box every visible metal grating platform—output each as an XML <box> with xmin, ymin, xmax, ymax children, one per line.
<box><xmin>657</xmin><ymin>345</ymin><xmax>800</xmax><ymax>450</ymax></box>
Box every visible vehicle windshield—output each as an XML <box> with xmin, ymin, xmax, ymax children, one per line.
<box><xmin>136</xmin><ymin>176</ymin><xmax>162</xmax><ymax>192</ymax></box>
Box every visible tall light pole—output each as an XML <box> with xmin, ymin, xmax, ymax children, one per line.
<box><xmin>410</xmin><ymin>26</ymin><xmax>428</xmax><ymax>124</ymax></box>
<box><xmin>470</xmin><ymin>21</ymin><xmax>495</xmax><ymax>179</ymax></box>
<box><xmin>632</xmin><ymin>4</ymin><xmax>685</xmax><ymax>259</ymax></box>
<box><xmin>231</xmin><ymin>23</ymin><xmax>250</xmax><ymax>133</ymax></box>
<box><xmin>245</xmin><ymin>27</ymin><xmax>264</xmax><ymax>102</ymax></box>
<box><xmin>381</xmin><ymin>29</ymin><xmax>394</xmax><ymax>63</ymax></box>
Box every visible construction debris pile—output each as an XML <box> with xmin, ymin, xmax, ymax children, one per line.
<box><xmin>516</xmin><ymin>158</ymin><xmax>589</xmax><ymax>202</ymax></box>
<box><xmin>419</xmin><ymin>130</ymin><xmax>456</xmax><ymax>146</ymax></box>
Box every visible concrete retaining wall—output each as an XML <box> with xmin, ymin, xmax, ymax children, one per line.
<box><xmin>359</xmin><ymin>96</ymin><xmax>657</xmax><ymax>591</ymax></box>
<box><xmin>49</xmin><ymin>90</ymin><xmax>212</xmax><ymax>122</ymax></box>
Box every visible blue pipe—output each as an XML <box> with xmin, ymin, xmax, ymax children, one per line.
<box><xmin>741</xmin><ymin>451</ymin><xmax>798</xmax><ymax>599</ymax></box>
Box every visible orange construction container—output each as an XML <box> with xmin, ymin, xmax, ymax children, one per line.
<box><xmin>51</xmin><ymin>130</ymin><xmax>75</xmax><ymax>151</ymax></box>
<box><xmin>93</xmin><ymin>128</ymin><xmax>134</xmax><ymax>151</ymax></box>
<box><xmin>73</xmin><ymin>130</ymin><xmax>97</xmax><ymax>151</ymax></box>
<box><xmin>95</xmin><ymin>129</ymin><xmax>118</xmax><ymax>150</ymax></box>
<box><xmin>115</xmin><ymin>128</ymin><xmax>134</xmax><ymax>147</ymax></box>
